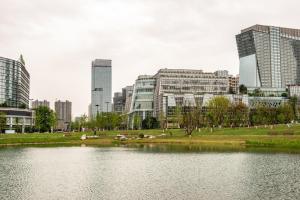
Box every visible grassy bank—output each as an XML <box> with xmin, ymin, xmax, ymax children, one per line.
<box><xmin>1</xmin><ymin>124</ymin><xmax>300</xmax><ymax>151</ymax></box>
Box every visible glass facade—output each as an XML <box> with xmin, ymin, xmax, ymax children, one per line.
<box><xmin>236</xmin><ymin>25</ymin><xmax>300</xmax><ymax>89</ymax></box>
<box><xmin>91</xmin><ymin>59</ymin><xmax>112</xmax><ymax>117</ymax></box>
<box><xmin>0</xmin><ymin>57</ymin><xmax>30</xmax><ymax>108</ymax></box>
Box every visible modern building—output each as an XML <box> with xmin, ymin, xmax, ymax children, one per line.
<box><xmin>91</xmin><ymin>59</ymin><xmax>112</xmax><ymax>117</ymax></box>
<box><xmin>123</xmin><ymin>85</ymin><xmax>134</xmax><ymax>113</ymax></box>
<box><xmin>31</xmin><ymin>100</ymin><xmax>50</xmax><ymax>109</ymax></box>
<box><xmin>0</xmin><ymin>56</ymin><xmax>30</xmax><ymax>108</ymax></box>
<box><xmin>55</xmin><ymin>100</ymin><xmax>72</xmax><ymax>131</ymax></box>
<box><xmin>153</xmin><ymin>69</ymin><xmax>230</xmax><ymax>118</ymax></box>
<box><xmin>129</xmin><ymin>75</ymin><xmax>156</xmax><ymax>127</ymax></box>
<box><xmin>236</xmin><ymin>24</ymin><xmax>300</xmax><ymax>90</ymax></box>
<box><xmin>0</xmin><ymin>56</ymin><xmax>34</xmax><ymax>133</ymax></box>
<box><xmin>113</xmin><ymin>92</ymin><xmax>123</xmax><ymax>113</ymax></box>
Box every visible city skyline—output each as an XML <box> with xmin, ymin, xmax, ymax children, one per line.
<box><xmin>1</xmin><ymin>0</ymin><xmax>300</xmax><ymax>116</ymax></box>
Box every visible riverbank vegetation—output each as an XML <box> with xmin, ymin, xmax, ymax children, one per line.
<box><xmin>1</xmin><ymin>124</ymin><xmax>300</xmax><ymax>151</ymax></box>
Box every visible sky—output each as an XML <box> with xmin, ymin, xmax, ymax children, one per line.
<box><xmin>1</xmin><ymin>0</ymin><xmax>300</xmax><ymax>117</ymax></box>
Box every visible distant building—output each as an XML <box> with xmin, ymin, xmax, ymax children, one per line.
<box><xmin>113</xmin><ymin>92</ymin><xmax>123</xmax><ymax>113</ymax></box>
<box><xmin>91</xmin><ymin>59</ymin><xmax>112</xmax><ymax>117</ymax></box>
<box><xmin>236</xmin><ymin>24</ymin><xmax>300</xmax><ymax>89</ymax></box>
<box><xmin>229</xmin><ymin>75</ymin><xmax>239</xmax><ymax>94</ymax></box>
<box><xmin>123</xmin><ymin>85</ymin><xmax>134</xmax><ymax>113</ymax></box>
<box><xmin>31</xmin><ymin>100</ymin><xmax>50</xmax><ymax>109</ymax></box>
<box><xmin>55</xmin><ymin>100</ymin><xmax>72</xmax><ymax>131</ymax></box>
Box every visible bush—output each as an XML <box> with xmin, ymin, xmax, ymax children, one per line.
<box><xmin>138</xmin><ymin>133</ymin><xmax>144</xmax><ymax>138</ymax></box>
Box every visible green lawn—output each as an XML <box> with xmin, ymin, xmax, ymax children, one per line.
<box><xmin>1</xmin><ymin>124</ymin><xmax>300</xmax><ymax>150</ymax></box>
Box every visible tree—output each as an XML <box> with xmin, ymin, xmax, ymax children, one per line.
<box><xmin>277</xmin><ymin>103</ymin><xmax>294</xmax><ymax>124</ymax></box>
<box><xmin>207</xmin><ymin>96</ymin><xmax>230</xmax><ymax>127</ymax></box>
<box><xmin>133</xmin><ymin>114</ymin><xmax>141</xmax><ymax>130</ymax></box>
<box><xmin>159</xmin><ymin>112</ymin><xmax>167</xmax><ymax>130</ymax></box>
<box><xmin>182</xmin><ymin>106</ymin><xmax>198</xmax><ymax>136</ymax></box>
<box><xmin>142</xmin><ymin>117</ymin><xmax>159</xmax><ymax>129</ymax></box>
<box><xmin>173</xmin><ymin>105</ymin><xmax>183</xmax><ymax>128</ymax></box>
<box><xmin>289</xmin><ymin>96</ymin><xmax>298</xmax><ymax>119</ymax></box>
<box><xmin>239</xmin><ymin>84</ymin><xmax>247</xmax><ymax>94</ymax></box>
<box><xmin>0</xmin><ymin>112</ymin><xmax>6</xmax><ymax>133</ymax></box>
<box><xmin>229</xmin><ymin>102</ymin><xmax>249</xmax><ymax>127</ymax></box>
<box><xmin>35</xmin><ymin>106</ymin><xmax>56</xmax><ymax>132</ymax></box>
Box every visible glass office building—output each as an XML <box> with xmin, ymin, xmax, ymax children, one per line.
<box><xmin>91</xmin><ymin>59</ymin><xmax>112</xmax><ymax>118</ymax></box>
<box><xmin>236</xmin><ymin>25</ymin><xmax>300</xmax><ymax>89</ymax></box>
<box><xmin>0</xmin><ymin>56</ymin><xmax>30</xmax><ymax>108</ymax></box>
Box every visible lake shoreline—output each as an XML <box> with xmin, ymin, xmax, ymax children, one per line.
<box><xmin>1</xmin><ymin>125</ymin><xmax>300</xmax><ymax>152</ymax></box>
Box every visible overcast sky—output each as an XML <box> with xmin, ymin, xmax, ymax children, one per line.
<box><xmin>1</xmin><ymin>0</ymin><xmax>300</xmax><ymax>117</ymax></box>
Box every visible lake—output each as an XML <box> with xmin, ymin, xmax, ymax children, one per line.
<box><xmin>0</xmin><ymin>145</ymin><xmax>300</xmax><ymax>200</ymax></box>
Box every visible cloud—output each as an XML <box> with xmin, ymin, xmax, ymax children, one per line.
<box><xmin>0</xmin><ymin>0</ymin><xmax>299</xmax><ymax>116</ymax></box>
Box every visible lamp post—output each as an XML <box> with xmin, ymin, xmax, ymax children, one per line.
<box><xmin>105</xmin><ymin>102</ymin><xmax>110</xmax><ymax>113</ymax></box>
<box><xmin>95</xmin><ymin>104</ymin><xmax>99</xmax><ymax>115</ymax></box>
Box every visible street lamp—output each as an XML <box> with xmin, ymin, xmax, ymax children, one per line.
<box><xmin>105</xmin><ymin>102</ymin><xmax>110</xmax><ymax>113</ymax></box>
<box><xmin>95</xmin><ymin>104</ymin><xmax>99</xmax><ymax>114</ymax></box>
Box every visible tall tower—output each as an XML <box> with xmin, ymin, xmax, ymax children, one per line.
<box><xmin>91</xmin><ymin>59</ymin><xmax>112</xmax><ymax>118</ymax></box>
<box><xmin>236</xmin><ymin>24</ymin><xmax>300</xmax><ymax>89</ymax></box>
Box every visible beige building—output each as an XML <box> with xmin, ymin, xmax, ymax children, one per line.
<box><xmin>31</xmin><ymin>100</ymin><xmax>50</xmax><ymax>109</ymax></box>
<box><xmin>55</xmin><ymin>100</ymin><xmax>72</xmax><ymax>131</ymax></box>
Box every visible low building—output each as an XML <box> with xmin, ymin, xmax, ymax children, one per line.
<box><xmin>0</xmin><ymin>108</ymin><xmax>35</xmax><ymax>133</ymax></box>
<box><xmin>288</xmin><ymin>85</ymin><xmax>300</xmax><ymax>97</ymax></box>
<box><xmin>153</xmin><ymin>68</ymin><xmax>230</xmax><ymax>118</ymax></box>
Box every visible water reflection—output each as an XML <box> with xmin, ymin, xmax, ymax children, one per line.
<box><xmin>1</xmin><ymin>147</ymin><xmax>300</xmax><ymax>200</ymax></box>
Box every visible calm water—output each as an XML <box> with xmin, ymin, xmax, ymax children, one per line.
<box><xmin>1</xmin><ymin>146</ymin><xmax>300</xmax><ymax>200</ymax></box>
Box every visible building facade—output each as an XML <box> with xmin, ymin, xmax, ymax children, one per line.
<box><xmin>55</xmin><ymin>100</ymin><xmax>72</xmax><ymax>131</ymax></box>
<box><xmin>129</xmin><ymin>75</ymin><xmax>156</xmax><ymax>127</ymax></box>
<box><xmin>0</xmin><ymin>56</ymin><xmax>30</xmax><ymax>108</ymax></box>
<box><xmin>236</xmin><ymin>24</ymin><xmax>300</xmax><ymax>89</ymax></box>
<box><xmin>0</xmin><ymin>56</ymin><xmax>34</xmax><ymax>133</ymax></box>
<box><xmin>91</xmin><ymin>59</ymin><xmax>112</xmax><ymax>117</ymax></box>
<box><xmin>113</xmin><ymin>92</ymin><xmax>123</xmax><ymax>113</ymax></box>
<box><xmin>123</xmin><ymin>85</ymin><xmax>134</xmax><ymax>113</ymax></box>
<box><xmin>153</xmin><ymin>69</ymin><xmax>230</xmax><ymax>118</ymax></box>
<box><xmin>31</xmin><ymin>100</ymin><xmax>50</xmax><ymax>109</ymax></box>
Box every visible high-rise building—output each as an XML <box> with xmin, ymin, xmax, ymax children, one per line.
<box><xmin>113</xmin><ymin>92</ymin><xmax>123</xmax><ymax>113</ymax></box>
<box><xmin>91</xmin><ymin>59</ymin><xmax>112</xmax><ymax>117</ymax></box>
<box><xmin>236</xmin><ymin>24</ymin><xmax>300</xmax><ymax>89</ymax></box>
<box><xmin>55</xmin><ymin>100</ymin><xmax>72</xmax><ymax>131</ymax></box>
<box><xmin>31</xmin><ymin>100</ymin><xmax>50</xmax><ymax>109</ymax></box>
<box><xmin>0</xmin><ymin>56</ymin><xmax>30</xmax><ymax>108</ymax></box>
<box><xmin>0</xmin><ymin>56</ymin><xmax>34</xmax><ymax>133</ymax></box>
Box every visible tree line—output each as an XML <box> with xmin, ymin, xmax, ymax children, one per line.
<box><xmin>25</xmin><ymin>95</ymin><xmax>298</xmax><ymax>133</ymax></box>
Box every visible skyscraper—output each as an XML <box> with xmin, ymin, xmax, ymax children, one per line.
<box><xmin>55</xmin><ymin>100</ymin><xmax>72</xmax><ymax>131</ymax></box>
<box><xmin>236</xmin><ymin>24</ymin><xmax>300</xmax><ymax>89</ymax></box>
<box><xmin>0</xmin><ymin>56</ymin><xmax>30</xmax><ymax>108</ymax></box>
<box><xmin>91</xmin><ymin>59</ymin><xmax>112</xmax><ymax>117</ymax></box>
